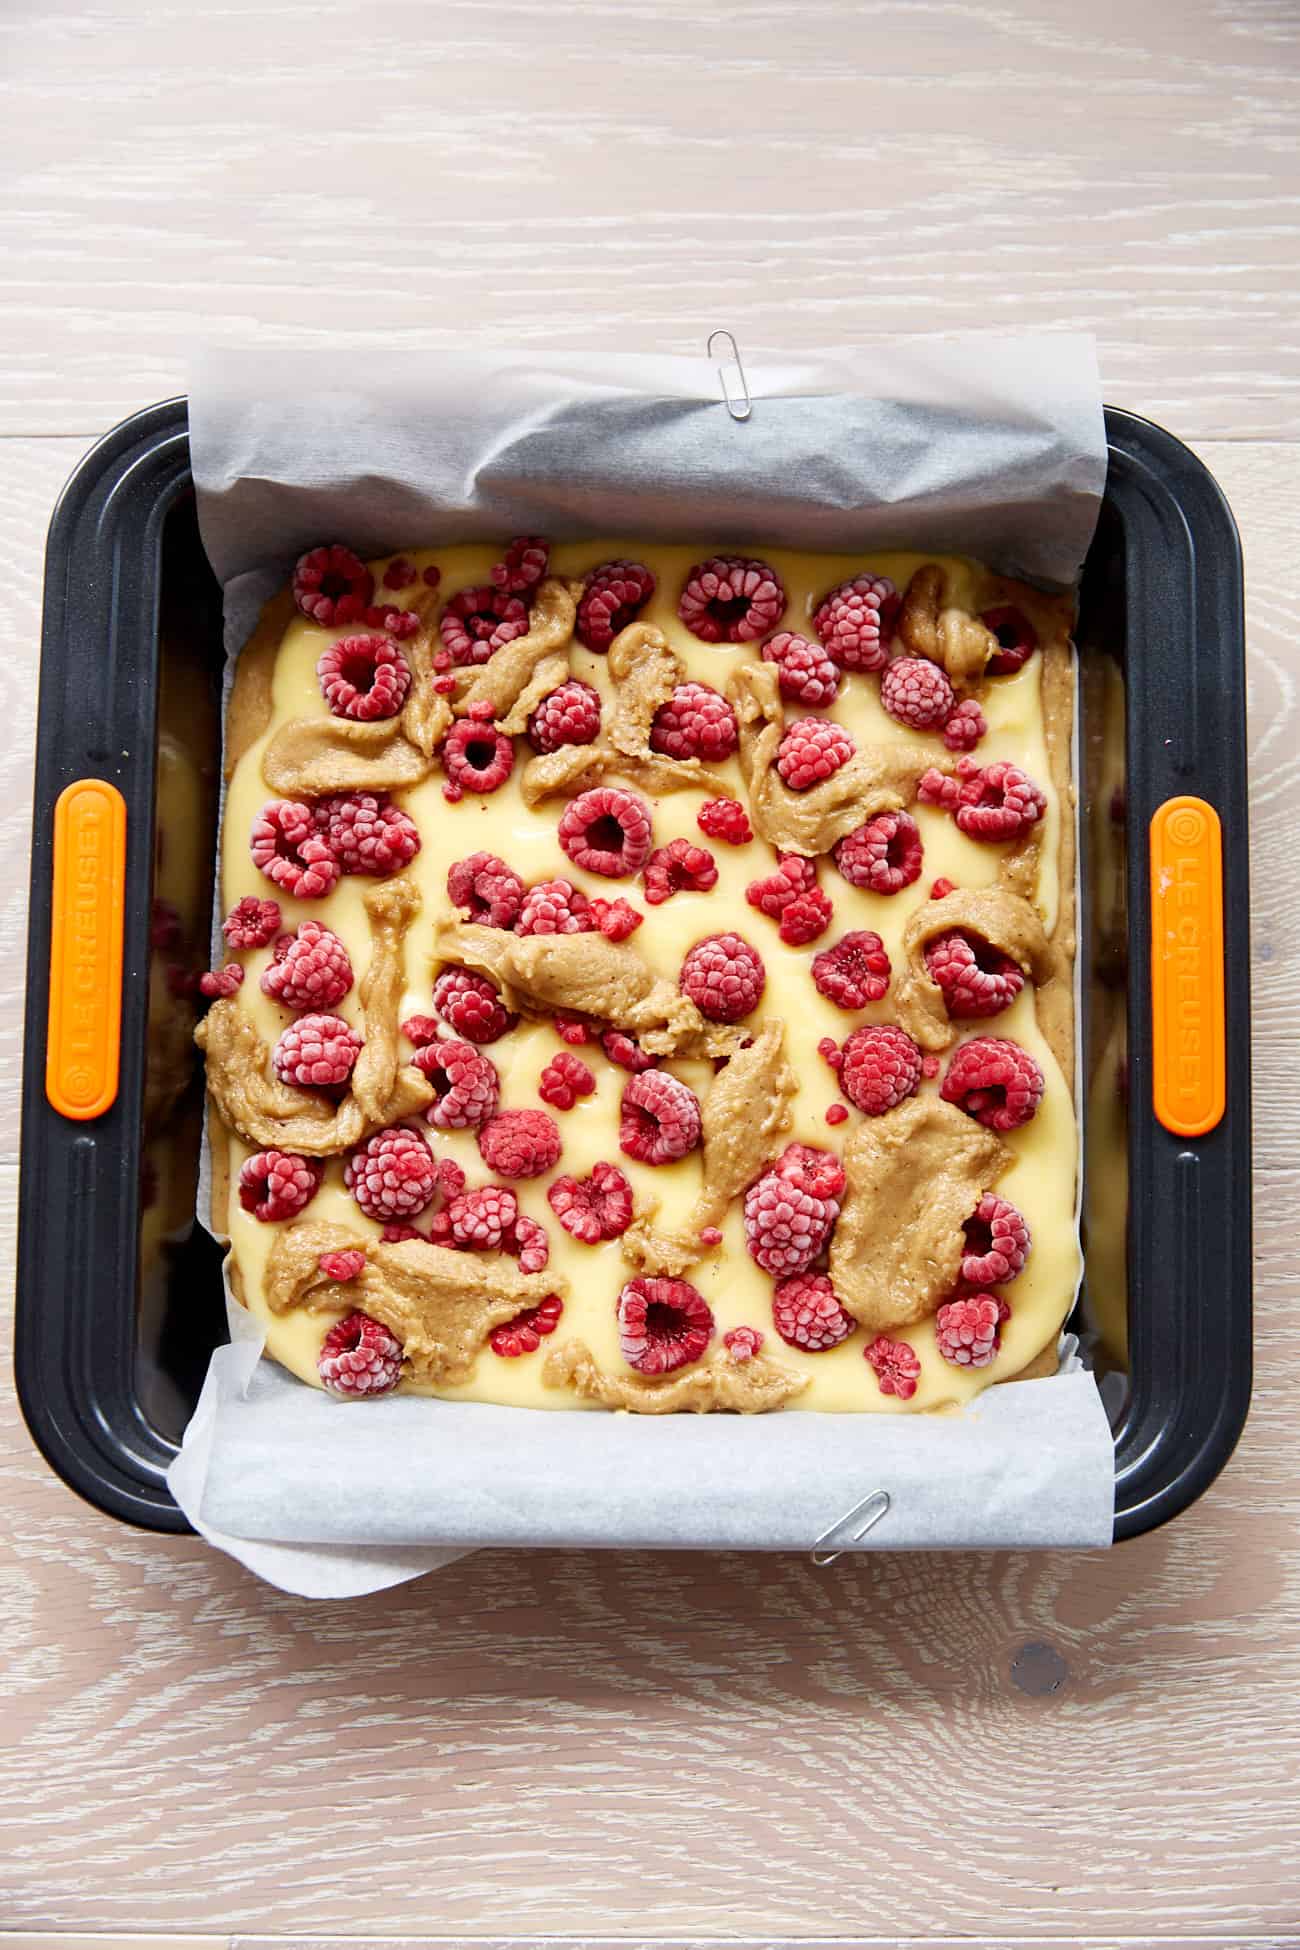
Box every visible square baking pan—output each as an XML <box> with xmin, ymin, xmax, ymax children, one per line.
<box><xmin>15</xmin><ymin>398</ymin><xmax>1252</xmax><ymax>1541</ymax></box>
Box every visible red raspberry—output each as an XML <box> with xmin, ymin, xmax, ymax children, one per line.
<box><xmin>446</xmin><ymin>1184</ymin><xmax>517</xmax><ymax>1250</ymax></box>
<box><xmin>825</xmin><ymin>1103</ymin><xmax>849</xmax><ymax>1126</ymax></box>
<box><xmin>772</xmin><ymin>1272</ymin><xmax>855</xmax><ymax>1352</ymax></box>
<box><xmin>864</xmin><ymin>1334</ymin><xmax>921</xmax><ymax>1399</ymax></box>
<box><xmin>558</xmin><ymin>786</ymin><xmax>654</xmax><ymax>878</ymax></box>
<box><xmin>345</xmin><ymin>1125</ymin><xmax>439</xmax><ymax>1221</ymax></box>
<box><xmin>272</xmin><ymin>1013</ymin><xmax>363</xmax><ymax>1091</ymax></box>
<box><xmin>925</xmin><ymin>931</ymin><xmax>1025</xmax><ymax>1020</ymax></box>
<box><xmin>548</xmin><ymin>1160</ymin><xmax>635</xmax><ymax>1242</ymax></box>
<box><xmin>588</xmin><ymin>896</ymin><xmax>643</xmax><ymax>941</ymax></box>
<box><xmin>414</xmin><ymin>1037</ymin><xmax>500</xmax><ymax>1129</ymax></box>
<box><xmin>962</xmin><ymin>1194</ymin><xmax>1030</xmax><ymax>1285</ymax></box>
<box><xmin>779</xmin><ymin>887</ymin><xmax>833</xmax><ymax>946</ymax></box>
<box><xmin>643</xmin><ymin>838</ymin><xmax>719</xmax><ymax>906</ymax></box>
<box><xmin>439</xmin><ymin>585</ymin><xmax>529</xmax><ymax>664</ymax></box>
<box><xmin>490</xmin><ymin>1294</ymin><xmax>564</xmax><ymax>1358</ymax></box>
<box><xmin>238</xmin><ymin>1149</ymin><xmax>323</xmax><ymax>1222</ymax></box>
<box><xmin>773</xmin><ymin>1141</ymin><xmax>846</xmax><ymax>1201</ymax></box>
<box><xmin>361</xmin><ymin>604</ymin><xmax>420</xmax><ymax>639</ymax></box>
<box><xmin>505</xmin><ymin>1213</ymin><xmax>550</xmax><ymax>1273</ymax></box>
<box><xmin>833</xmin><ymin>810</ymin><xmax>923</xmax><ymax>895</ymax></box>
<box><xmin>775</xmin><ymin>717</ymin><xmax>856</xmax><ymax>791</ymax></box>
<box><xmin>381</xmin><ymin>1223</ymin><xmax>429</xmax><ymax>1244</ymax></box>
<box><xmin>316</xmin><ymin>633</ymin><xmax>411</xmax><ymax>721</ymax></box>
<box><xmin>839</xmin><ymin>1024</ymin><xmax>923</xmax><ymax>1116</ymax></box>
<box><xmin>478</xmin><ymin>1107</ymin><xmax>562</xmax><ymax>1179</ymax></box>
<box><xmin>261</xmin><ymin>919</ymin><xmax>353</xmax><ymax>1010</ymax></box>
<box><xmin>697</xmin><ymin>799</ymin><xmax>752</xmax><ymax>845</ymax></box>
<box><xmin>812</xmin><ymin>930</ymin><xmax>891</xmax><ymax>1009</ymax></box>
<box><xmin>527</xmin><ymin>679</ymin><xmax>602</xmax><ymax>753</ymax></box>
<box><xmin>941</xmin><ymin>1036</ymin><xmax>1044</xmax><ymax>1130</ymax></box>
<box><xmin>981</xmin><ymin>605</ymin><xmax>1038</xmax><ymax>676</ymax></box>
<box><xmin>317</xmin><ymin>792</ymin><xmax>420</xmax><ymax>875</ymax></box>
<box><xmin>746</xmin><ymin>851</ymin><xmax>817</xmax><ymax>919</ymax></box>
<box><xmin>930</xmin><ymin>876</ymin><xmax>957</xmax><ymax>900</ymax></box>
<box><xmin>319</xmin><ymin>1248</ymin><xmax>367</xmax><ymax>1282</ymax></box>
<box><xmin>942</xmin><ymin>698</ymin><xmax>987</xmax><ymax>753</ymax></box>
<box><xmin>423</xmin><ymin>564</ymin><xmax>442</xmax><ymax>587</ymax></box>
<box><xmin>517</xmin><ymin>878</ymin><xmax>595</xmax><ymax>935</ymax></box>
<box><xmin>954</xmin><ymin>761</ymin><xmax>1047</xmax><ymax>842</ymax></box>
<box><xmin>762</xmin><ymin>630</ymin><xmax>841</xmax><ymax>707</ymax></box>
<box><xmin>222</xmin><ymin>895</ymin><xmax>281</xmax><ymax>950</ymax></box>
<box><xmin>619</xmin><ymin>1070</ymin><xmax>702</xmax><ymax>1165</ymax></box>
<box><xmin>699</xmin><ymin>1226</ymin><xmax>723</xmax><ymax>1247</ymax></box>
<box><xmin>556</xmin><ymin>1013</ymin><xmax>592</xmax><ymax>1044</ymax></box>
<box><xmin>199</xmin><ymin>963</ymin><xmax>245</xmax><ymax>999</ymax></box>
<box><xmin>292</xmin><ymin>544</ymin><xmax>373</xmax><ymax>626</ymax></box>
<box><xmin>617</xmin><ymin>1276</ymin><xmax>714</xmax><ymax>1375</ymax></box>
<box><xmin>812</xmin><ymin>573</ymin><xmax>899</xmax><ymax>671</ymax></box>
<box><xmin>917</xmin><ymin>767</ymin><xmax>962</xmax><ymax>812</ymax></box>
<box><xmin>251</xmin><ymin>800</ymin><xmax>341</xmax><ymax>899</ymax></box>
<box><xmin>383</xmin><ymin>556</ymin><xmax>417</xmax><ymax>591</ymax></box>
<box><xmin>935</xmin><ymin>1292</ymin><xmax>1009</xmax><ymax>1367</ymax></box>
<box><xmin>723</xmin><ymin>1324</ymin><xmax>765</xmax><ymax>1363</ymax></box>
<box><xmin>432</xmin><ymin>966</ymin><xmax>513</xmax><ymax>1042</ymax></box>
<box><xmin>318</xmin><ymin>1311</ymin><xmax>403</xmax><ymax>1397</ymax></box>
<box><xmin>678</xmin><ymin>555</ymin><xmax>785</xmax><ymax>644</ymax></box>
<box><xmin>743</xmin><ymin>1169</ymin><xmax>839</xmax><ymax>1278</ymax></box>
<box><xmin>649</xmin><ymin>682</ymin><xmax>738</xmax><ymax>763</ymax></box>
<box><xmin>880</xmin><ymin>657</ymin><xmax>955</xmax><ymax>732</ymax></box>
<box><xmin>447</xmin><ymin>851</ymin><xmax>524</xmax><ymax>929</ymax></box>
<box><xmin>575</xmin><ymin>558</ymin><xmax>656</xmax><ymax>651</ymax></box>
<box><xmin>601</xmin><ymin>1028</ymin><xmax>657</xmax><ymax>1073</ymax></box>
<box><xmin>679</xmin><ymin>931</ymin><xmax>766</xmax><ymax>1022</ymax></box>
<box><xmin>491</xmin><ymin>534</ymin><xmax>550</xmax><ymax>593</ymax></box>
<box><xmin>442</xmin><ymin>717</ymin><xmax>515</xmax><ymax>799</ymax></box>
<box><xmin>539</xmin><ymin>1051</ymin><xmax>597</xmax><ymax>1110</ymax></box>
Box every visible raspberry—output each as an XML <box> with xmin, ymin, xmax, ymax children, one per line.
<box><xmin>447</xmin><ymin>851</ymin><xmax>524</xmax><ymax>929</ymax></box>
<box><xmin>319</xmin><ymin>1248</ymin><xmax>367</xmax><ymax>1282</ymax></box>
<box><xmin>779</xmin><ymin>887</ymin><xmax>833</xmax><ymax>946</ymax></box>
<box><xmin>261</xmin><ymin>919</ymin><xmax>353</xmax><ymax>1010</ymax></box>
<box><xmin>772</xmin><ymin>1272</ymin><xmax>855</xmax><ymax>1352</ymax></box>
<box><xmin>833</xmin><ymin>810</ymin><xmax>923</xmax><ymax>896</ymax></box>
<box><xmin>697</xmin><ymin>799</ymin><xmax>752</xmax><ymax>845</ymax></box>
<box><xmin>432</xmin><ymin>966</ymin><xmax>513</xmax><ymax>1042</ymax></box>
<box><xmin>962</xmin><ymin>1194</ymin><xmax>1030</xmax><ymax>1285</ymax></box>
<box><xmin>317</xmin><ymin>633</ymin><xmax>412</xmax><ymax>722</ymax></box>
<box><xmin>576</xmin><ymin>558</ymin><xmax>657</xmax><ymax>651</ymax></box>
<box><xmin>506</xmin><ymin>1213</ymin><xmax>550</xmax><ymax>1274</ymax></box>
<box><xmin>864</xmin><ymin>1334</ymin><xmax>921</xmax><ymax>1399</ymax></box>
<box><xmin>924</xmin><ymin>931</ymin><xmax>1025</xmax><ymax>1020</ymax></box>
<box><xmin>880</xmin><ymin>657</ymin><xmax>955</xmax><ymax>732</ymax></box>
<box><xmin>723</xmin><ymin>1325</ymin><xmax>765</xmax><ymax>1363</ymax></box>
<box><xmin>812</xmin><ymin>573</ymin><xmax>899</xmax><ymax>671</ymax></box>
<box><xmin>649</xmin><ymin>683</ymin><xmax>738</xmax><ymax>763</ymax></box>
<box><xmin>199</xmin><ymin>963</ymin><xmax>245</xmax><ymax>999</ymax></box>
<box><xmin>825</xmin><ymin>1103</ymin><xmax>848</xmax><ymax>1126</ymax></box>
<box><xmin>617</xmin><ymin>1276</ymin><xmax>714</xmax><ymax>1375</ymax></box>
<box><xmin>293</xmin><ymin>544</ymin><xmax>373</xmax><ymax>627</ymax></box>
<box><xmin>478</xmin><ymin>1108</ymin><xmax>562</xmax><ymax>1179</ymax></box>
<box><xmin>527</xmin><ymin>679</ymin><xmax>602</xmax><ymax>754</ymax></box>
<box><xmin>643</xmin><ymin>838</ymin><xmax>719</xmax><ymax>906</ymax></box>
<box><xmin>555</xmin><ymin>1013</ymin><xmax>592</xmax><ymax>1044</ymax></box>
<box><xmin>746</xmin><ymin>852</ymin><xmax>816</xmax><ymax>919</ymax></box>
<box><xmin>941</xmin><ymin>1036</ymin><xmax>1044</xmax><ymax>1131</ymax></box>
<box><xmin>601</xmin><ymin>1028</ymin><xmax>657</xmax><ymax>1072</ymax></box>
<box><xmin>981</xmin><ymin>605</ymin><xmax>1038</xmax><ymax>676</ymax></box>
<box><xmin>222</xmin><ymin>895</ymin><xmax>281</xmax><ymax>950</ymax></box>
<box><xmin>700</xmin><ymin>1226</ymin><xmax>723</xmax><ymax>1247</ymax></box>
<box><xmin>424</xmin><ymin>564</ymin><xmax>442</xmax><ymax>587</ymax></box>
<box><xmin>954</xmin><ymin>761</ymin><xmax>1047</xmax><ymax>842</ymax></box>
<box><xmin>361</xmin><ymin>604</ymin><xmax>420</xmax><ymax>639</ymax></box>
<box><xmin>931</xmin><ymin>876</ymin><xmax>957</xmax><ymax>900</ymax></box>
<box><xmin>619</xmin><ymin>1070</ymin><xmax>702</xmax><ymax>1165</ymax></box>
<box><xmin>773</xmin><ymin>1141</ymin><xmax>846</xmax><ymax>1202</ymax></box>
<box><xmin>381</xmin><ymin>1223</ymin><xmax>429</xmax><ymax>1244</ymax></box>
<box><xmin>442</xmin><ymin>717</ymin><xmax>515</xmax><ymax>798</ymax></box>
<box><xmin>917</xmin><ymin>767</ymin><xmax>962</xmax><ymax>812</ymax></box>
<box><xmin>490</xmin><ymin>1294</ymin><xmax>564</xmax><ymax>1358</ymax></box>
<box><xmin>775</xmin><ymin>717</ymin><xmax>855</xmax><ymax>791</ymax></box>
<box><xmin>251</xmin><ymin>800</ymin><xmax>341</xmax><ymax>900</ymax></box>
<box><xmin>678</xmin><ymin>555</ymin><xmax>785</xmax><ymax>644</ymax></box>
<box><xmin>936</xmin><ymin>1292</ymin><xmax>1010</xmax><ymax>1368</ymax></box>
<box><xmin>539</xmin><ymin>1051</ymin><xmax>597</xmax><ymax>1110</ymax></box>
<box><xmin>839</xmin><ymin>1024</ymin><xmax>923</xmax><ymax>1116</ymax></box>
<box><xmin>743</xmin><ymin>1169</ymin><xmax>838</xmax><ymax>1278</ymax></box>
<box><xmin>344</xmin><ymin>1125</ymin><xmax>438</xmax><ymax>1221</ymax></box>
<box><xmin>150</xmin><ymin>899</ymin><xmax>182</xmax><ymax>950</ymax></box>
<box><xmin>446</xmin><ymin>1183</ymin><xmax>517</xmax><ymax>1250</ymax></box>
<box><xmin>382</xmin><ymin>556</ymin><xmax>417</xmax><ymax>591</ymax></box>
<box><xmin>413</xmin><ymin>1037</ymin><xmax>500</xmax><ymax>1129</ymax></box>
<box><xmin>942</xmin><ymin>698</ymin><xmax>987</xmax><ymax>753</ymax></box>
<box><xmin>317</xmin><ymin>792</ymin><xmax>420</xmax><ymax>875</ymax></box>
<box><xmin>558</xmin><ymin>786</ymin><xmax>654</xmax><ymax>878</ymax></box>
<box><xmin>439</xmin><ymin>585</ymin><xmax>529</xmax><ymax>664</ymax></box>
<box><xmin>517</xmin><ymin>878</ymin><xmax>594</xmax><ymax>935</ymax></box>
<box><xmin>272</xmin><ymin>1013</ymin><xmax>363</xmax><ymax>1091</ymax></box>
<box><xmin>679</xmin><ymin>931</ymin><xmax>766</xmax><ymax>1023</ymax></box>
<box><xmin>491</xmin><ymin>534</ymin><xmax>550</xmax><ymax>594</ymax></box>
<box><xmin>318</xmin><ymin>1311</ymin><xmax>403</xmax><ymax>1397</ymax></box>
<box><xmin>762</xmin><ymin>631</ymin><xmax>841</xmax><ymax>707</ymax></box>
<box><xmin>812</xmin><ymin>930</ymin><xmax>891</xmax><ymax>1008</ymax></box>
<box><xmin>238</xmin><ymin>1149</ymin><xmax>323</xmax><ymax>1222</ymax></box>
<box><xmin>548</xmin><ymin>1160</ymin><xmax>635</xmax><ymax>1243</ymax></box>
<box><xmin>588</xmin><ymin>896</ymin><xmax>643</xmax><ymax>941</ymax></box>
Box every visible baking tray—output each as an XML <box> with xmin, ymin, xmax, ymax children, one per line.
<box><xmin>15</xmin><ymin>398</ymin><xmax>1252</xmax><ymax>1540</ymax></box>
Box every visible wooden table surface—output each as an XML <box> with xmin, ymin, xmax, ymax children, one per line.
<box><xmin>2</xmin><ymin>2</ymin><xmax>1297</xmax><ymax>1945</ymax></box>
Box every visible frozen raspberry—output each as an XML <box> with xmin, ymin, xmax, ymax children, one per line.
<box><xmin>925</xmin><ymin>930</ymin><xmax>1025</xmax><ymax>1020</ymax></box>
<box><xmin>833</xmin><ymin>811</ymin><xmax>924</xmax><ymax>895</ymax></box>
<box><xmin>317</xmin><ymin>792</ymin><xmax>420</xmax><ymax>875</ymax></box>
<box><xmin>617</xmin><ymin>1276</ymin><xmax>714</xmax><ymax>1375</ymax></box>
<box><xmin>222</xmin><ymin>895</ymin><xmax>281</xmax><ymax>950</ymax></box>
<box><xmin>773</xmin><ymin>1141</ymin><xmax>846</xmax><ymax>1202</ymax></box>
<box><xmin>293</xmin><ymin>544</ymin><xmax>374</xmax><ymax>626</ymax></box>
<box><xmin>812</xmin><ymin>930</ymin><xmax>891</xmax><ymax>1009</ymax></box>
<box><xmin>383</xmin><ymin>556</ymin><xmax>417</xmax><ymax>591</ymax></box>
<box><xmin>447</xmin><ymin>851</ymin><xmax>524</xmax><ymax>929</ymax></box>
<box><xmin>442</xmin><ymin>717</ymin><xmax>515</xmax><ymax>798</ymax></box>
<box><xmin>697</xmin><ymin>799</ymin><xmax>752</xmax><ymax>845</ymax></box>
<box><xmin>558</xmin><ymin>786</ymin><xmax>654</xmax><ymax>878</ymax></box>
<box><xmin>981</xmin><ymin>605</ymin><xmax>1038</xmax><ymax>676</ymax></box>
<box><xmin>941</xmin><ymin>1035</ymin><xmax>1044</xmax><ymax>1130</ymax></box>
<box><xmin>649</xmin><ymin>683</ymin><xmax>738</xmax><ymax>763</ymax></box>
<box><xmin>678</xmin><ymin>555</ymin><xmax>785</xmax><ymax>644</ymax></box>
<box><xmin>548</xmin><ymin>1161</ymin><xmax>634</xmax><ymax>1243</ymax></box>
<box><xmin>272</xmin><ymin>1013</ymin><xmax>363</xmax><ymax>1091</ymax></box>
<box><xmin>746</xmin><ymin>851</ymin><xmax>816</xmax><ymax>920</ymax></box>
<box><xmin>527</xmin><ymin>679</ymin><xmax>602</xmax><ymax>753</ymax></box>
<box><xmin>775</xmin><ymin>717</ymin><xmax>855</xmax><ymax>792</ymax></box>
<box><xmin>917</xmin><ymin>767</ymin><xmax>962</xmax><ymax>812</ymax></box>
<box><xmin>261</xmin><ymin>919</ymin><xmax>353</xmax><ymax>1010</ymax></box>
<box><xmin>251</xmin><ymin>800</ymin><xmax>341</xmax><ymax>900</ymax></box>
<box><xmin>942</xmin><ymin>698</ymin><xmax>987</xmax><ymax>753</ymax></box>
<box><xmin>955</xmin><ymin>761</ymin><xmax>1047</xmax><ymax>842</ymax></box>
<box><xmin>491</xmin><ymin>534</ymin><xmax>549</xmax><ymax>594</ymax></box>
<box><xmin>238</xmin><ymin>1149</ymin><xmax>323</xmax><ymax>1222</ymax></box>
<box><xmin>601</xmin><ymin>1028</ymin><xmax>657</xmax><ymax>1072</ymax></box>
<box><xmin>478</xmin><ymin>1107</ymin><xmax>562</xmax><ymax>1179</ymax></box>
<box><xmin>345</xmin><ymin>1125</ymin><xmax>439</xmax><ymax>1222</ymax></box>
<box><xmin>517</xmin><ymin>878</ymin><xmax>595</xmax><ymax>936</ymax></box>
<box><xmin>402</xmin><ymin>1015</ymin><xmax>438</xmax><ymax>1048</ymax></box>
<box><xmin>879</xmin><ymin>657</ymin><xmax>955</xmax><ymax>731</ymax></box>
<box><xmin>743</xmin><ymin>1169</ymin><xmax>839</xmax><ymax>1278</ymax></box>
<box><xmin>439</xmin><ymin>585</ymin><xmax>529</xmax><ymax>664</ymax></box>
<box><xmin>539</xmin><ymin>1051</ymin><xmax>597</xmax><ymax>1110</ymax></box>
<box><xmin>864</xmin><ymin>1334</ymin><xmax>921</xmax><ymax>1399</ymax></box>
<box><xmin>724</xmin><ymin>1325</ymin><xmax>765</xmax><ymax>1363</ymax></box>
<box><xmin>432</xmin><ymin>966</ymin><xmax>513</xmax><ymax>1042</ymax></box>
<box><xmin>699</xmin><ymin>1226</ymin><xmax>724</xmax><ymax>1247</ymax></box>
<box><xmin>199</xmin><ymin>963</ymin><xmax>245</xmax><ymax>999</ymax></box>
<box><xmin>825</xmin><ymin>1103</ymin><xmax>849</xmax><ymax>1126</ymax></box>
<box><xmin>576</xmin><ymin>558</ymin><xmax>656</xmax><ymax>651</ymax></box>
<box><xmin>839</xmin><ymin>1024</ymin><xmax>923</xmax><ymax>1116</ymax></box>
<box><xmin>316</xmin><ymin>633</ymin><xmax>412</xmax><ymax>722</ymax></box>
<box><xmin>619</xmin><ymin>1070</ymin><xmax>702</xmax><ymax>1165</ymax></box>
<box><xmin>507</xmin><ymin>1213</ymin><xmax>550</xmax><ymax>1274</ymax></box>
<box><xmin>962</xmin><ymin>1194</ymin><xmax>1030</xmax><ymax>1285</ymax></box>
<box><xmin>931</xmin><ymin>876</ymin><xmax>957</xmax><ymax>900</ymax></box>
<box><xmin>780</xmin><ymin>887</ymin><xmax>834</xmax><ymax>946</ymax></box>
<box><xmin>446</xmin><ymin>1183</ymin><xmax>517</xmax><ymax>1250</ymax></box>
<box><xmin>361</xmin><ymin>604</ymin><xmax>420</xmax><ymax>640</ymax></box>
<box><xmin>381</xmin><ymin>1223</ymin><xmax>429</xmax><ymax>1244</ymax></box>
<box><xmin>490</xmin><ymin>1294</ymin><xmax>564</xmax><ymax>1358</ymax></box>
<box><xmin>643</xmin><ymin>838</ymin><xmax>719</xmax><ymax>906</ymax></box>
<box><xmin>937</xmin><ymin>1292</ymin><xmax>1009</xmax><ymax>1367</ymax></box>
<box><xmin>772</xmin><ymin>1272</ymin><xmax>855</xmax><ymax>1352</ymax></box>
<box><xmin>319</xmin><ymin>1248</ymin><xmax>367</xmax><ymax>1282</ymax></box>
<box><xmin>679</xmin><ymin>932</ymin><xmax>765</xmax><ymax>1022</ymax></box>
<box><xmin>318</xmin><ymin>1311</ymin><xmax>403</xmax><ymax>1398</ymax></box>
<box><xmin>812</xmin><ymin>573</ymin><xmax>899</xmax><ymax>671</ymax></box>
<box><xmin>555</xmin><ymin>1012</ymin><xmax>592</xmax><ymax>1045</ymax></box>
<box><xmin>414</xmin><ymin>1037</ymin><xmax>500</xmax><ymax>1129</ymax></box>
<box><xmin>762</xmin><ymin>631</ymin><xmax>841</xmax><ymax>707</ymax></box>
<box><xmin>588</xmin><ymin>896</ymin><xmax>643</xmax><ymax>941</ymax></box>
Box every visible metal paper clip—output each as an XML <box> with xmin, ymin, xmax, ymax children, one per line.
<box><xmin>707</xmin><ymin>328</ymin><xmax>752</xmax><ymax>421</ymax></box>
<box><xmin>811</xmin><ymin>1489</ymin><xmax>891</xmax><ymax>1566</ymax></box>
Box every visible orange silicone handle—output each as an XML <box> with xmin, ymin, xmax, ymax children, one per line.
<box><xmin>46</xmin><ymin>779</ymin><xmax>126</xmax><ymax>1121</ymax></box>
<box><xmin>1149</xmin><ymin>795</ymin><xmax>1225</xmax><ymax>1138</ymax></box>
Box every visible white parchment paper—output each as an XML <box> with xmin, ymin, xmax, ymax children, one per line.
<box><xmin>172</xmin><ymin>335</ymin><xmax>1115</xmax><ymax>1596</ymax></box>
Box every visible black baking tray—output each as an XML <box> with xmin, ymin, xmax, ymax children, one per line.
<box><xmin>15</xmin><ymin>398</ymin><xmax>1251</xmax><ymax>1540</ymax></box>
